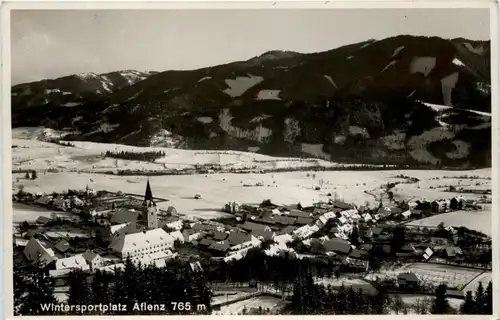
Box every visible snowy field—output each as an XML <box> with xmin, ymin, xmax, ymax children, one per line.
<box><xmin>462</xmin><ymin>271</ymin><xmax>492</xmax><ymax>295</ymax></box>
<box><xmin>11</xmin><ymin>168</ymin><xmax>492</xmax><ymax>222</ymax></box>
<box><xmin>368</xmin><ymin>263</ymin><xmax>482</xmax><ymax>290</ymax></box>
<box><xmin>12</xmin><ymin>202</ymin><xmax>53</xmax><ymax>223</ymax></box>
<box><xmin>389</xmin><ymin>294</ymin><xmax>463</xmax><ymax>311</ymax></box>
<box><xmin>217</xmin><ymin>296</ymin><xmax>282</xmax><ymax>315</ymax></box>
<box><xmin>407</xmin><ymin>206</ymin><xmax>492</xmax><ymax>236</ymax></box>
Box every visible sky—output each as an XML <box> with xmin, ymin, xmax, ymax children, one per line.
<box><xmin>11</xmin><ymin>8</ymin><xmax>490</xmax><ymax>85</ymax></box>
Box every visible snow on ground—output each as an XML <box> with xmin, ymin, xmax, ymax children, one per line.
<box><xmin>218</xmin><ymin>296</ymin><xmax>282</xmax><ymax>315</ymax></box>
<box><xmin>13</xmin><ymin>127</ymin><xmax>76</xmax><ymax>141</ymax></box>
<box><xmin>283</xmin><ymin>118</ymin><xmax>301</xmax><ymax>144</ymax></box>
<box><xmin>446</xmin><ymin>140</ymin><xmax>470</xmax><ymax>159</ymax></box>
<box><xmin>441</xmin><ymin>72</ymin><xmax>459</xmax><ymax>106</ymax></box>
<box><xmin>88</xmin><ymin>123</ymin><xmax>119</xmax><ymax>135</ymax></box>
<box><xmin>462</xmin><ymin>272</ymin><xmax>492</xmax><ymax>295</ymax></box>
<box><xmin>12</xmin><ymin>203</ymin><xmax>53</xmax><ymax>223</ymax></box>
<box><xmin>391</xmin><ymin>45</ymin><xmax>405</xmax><ymax>57</ymax></box>
<box><xmin>149</xmin><ymin>129</ymin><xmax>186</xmax><ymax>148</ymax></box>
<box><xmin>223</xmin><ymin>75</ymin><xmax>264</xmax><ymax>97</ymax></box>
<box><xmin>300</xmin><ymin>143</ymin><xmax>331</xmax><ymax>160</ymax></box>
<box><xmin>407</xmin><ymin>206</ymin><xmax>492</xmax><ymax>236</ymax></box>
<box><xmin>407</xmin><ymin>90</ymin><xmax>416</xmax><ymax>98</ymax></box>
<box><xmin>346</xmin><ymin>55</ymin><xmax>354</xmax><ymax>60</ymax></box>
<box><xmin>250</xmin><ymin>115</ymin><xmax>272</xmax><ymax>123</ymax></box>
<box><xmin>348</xmin><ymin>125</ymin><xmax>370</xmax><ymax>138</ymax></box>
<box><xmin>389</xmin><ymin>294</ymin><xmax>462</xmax><ymax>311</ymax></box>
<box><xmin>45</xmin><ymin>89</ymin><xmax>61</xmax><ymax>94</ymax></box>
<box><xmin>463</xmin><ymin>42</ymin><xmax>485</xmax><ymax>55</ymax></box>
<box><xmin>100</xmin><ymin>75</ymin><xmax>113</xmax><ymax>92</ymax></box>
<box><xmin>197</xmin><ymin>117</ymin><xmax>213</xmax><ymax>124</ymax></box>
<box><xmin>256</xmin><ymin>90</ymin><xmax>281</xmax><ymax>100</ymax></box>
<box><xmin>314</xmin><ymin>277</ymin><xmax>378</xmax><ymax>295</ymax></box>
<box><xmin>197</xmin><ymin>76</ymin><xmax>212</xmax><ymax>83</ymax></box>
<box><xmin>407</xmin><ymin>127</ymin><xmax>456</xmax><ymax>165</ymax></box>
<box><xmin>409</xmin><ymin>57</ymin><xmax>436</xmax><ymax>77</ymax></box>
<box><xmin>420</xmin><ymin>102</ymin><xmax>491</xmax><ymax>117</ymax></box>
<box><xmin>219</xmin><ymin>109</ymin><xmax>272</xmax><ymax>143</ymax></box>
<box><xmin>381</xmin><ymin>60</ymin><xmax>397</xmax><ymax>73</ymax></box>
<box><xmin>323</xmin><ymin>75</ymin><xmax>337</xmax><ymax>88</ymax></box>
<box><xmin>381</xmin><ymin>132</ymin><xmax>406</xmax><ymax>150</ymax></box>
<box><xmin>452</xmin><ymin>58</ymin><xmax>465</xmax><ymax>67</ymax></box>
<box><xmin>61</xmin><ymin>102</ymin><xmax>81</xmax><ymax>107</ymax></box>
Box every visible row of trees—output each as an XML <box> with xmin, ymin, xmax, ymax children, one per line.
<box><xmin>24</xmin><ymin>170</ymin><xmax>37</xmax><ymax>180</ymax></box>
<box><xmin>104</xmin><ymin>150</ymin><xmax>166</xmax><ymax>162</ymax></box>
<box><xmin>290</xmin><ymin>272</ymin><xmax>493</xmax><ymax>315</ymax></box>
<box><xmin>14</xmin><ymin>259</ymin><xmax>212</xmax><ymax>316</ymax></box>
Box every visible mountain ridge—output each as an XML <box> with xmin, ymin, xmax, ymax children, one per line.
<box><xmin>11</xmin><ymin>35</ymin><xmax>492</xmax><ymax>168</ymax></box>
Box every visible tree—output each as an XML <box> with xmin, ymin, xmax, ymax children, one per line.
<box><xmin>390</xmin><ymin>226</ymin><xmax>406</xmax><ymax>254</ymax></box>
<box><xmin>349</xmin><ymin>226</ymin><xmax>361</xmax><ymax>247</ymax></box>
<box><xmin>484</xmin><ymin>281</ymin><xmax>493</xmax><ymax>314</ymax></box>
<box><xmin>460</xmin><ymin>291</ymin><xmax>475</xmax><ymax>314</ymax></box>
<box><xmin>25</xmin><ymin>172</ymin><xmax>30</xmax><ymax>179</ymax></box>
<box><xmin>474</xmin><ymin>282</ymin><xmax>485</xmax><ymax>314</ymax></box>
<box><xmin>16</xmin><ymin>262</ymin><xmax>57</xmax><ymax>315</ymax></box>
<box><xmin>431</xmin><ymin>284</ymin><xmax>450</xmax><ymax>314</ymax></box>
<box><xmin>67</xmin><ymin>270</ymin><xmax>92</xmax><ymax>310</ymax></box>
<box><xmin>391</xmin><ymin>295</ymin><xmax>405</xmax><ymax>314</ymax></box>
<box><xmin>31</xmin><ymin>170</ymin><xmax>38</xmax><ymax>180</ymax></box>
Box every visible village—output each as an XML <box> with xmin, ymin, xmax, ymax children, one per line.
<box><xmin>12</xmin><ymin>174</ymin><xmax>492</xmax><ymax>314</ymax></box>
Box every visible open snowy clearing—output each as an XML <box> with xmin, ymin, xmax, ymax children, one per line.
<box><xmin>389</xmin><ymin>294</ymin><xmax>463</xmax><ymax>311</ymax></box>
<box><xmin>12</xmin><ymin>167</ymin><xmax>491</xmax><ymax>221</ymax></box>
<box><xmin>218</xmin><ymin>296</ymin><xmax>282</xmax><ymax>315</ymax></box>
<box><xmin>12</xmin><ymin>203</ymin><xmax>53</xmax><ymax>223</ymax></box>
<box><xmin>369</xmin><ymin>263</ymin><xmax>482</xmax><ymax>290</ymax></box>
<box><xmin>407</xmin><ymin>206</ymin><xmax>492</xmax><ymax>236</ymax></box>
<box><xmin>462</xmin><ymin>271</ymin><xmax>492</xmax><ymax>295</ymax></box>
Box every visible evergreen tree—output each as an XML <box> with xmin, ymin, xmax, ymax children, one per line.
<box><xmin>431</xmin><ymin>284</ymin><xmax>450</xmax><ymax>314</ymax></box>
<box><xmin>460</xmin><ymin>291</ymin><xmax>475</xmax><ymax>314</ymax></box>
<box><xmin>13</xmin><ymin>267</ymin><xmax>26</xmax><ymax>315</ymax></box>
<box><xmin>91</xmin><ymin>270</ymin><xmax>112</xmax><ymax>306</ymax></box>
<box><xmin>25</xmin><ymin>172</ymin><xmax>30</xmax><ymax>179</ymax></box>
<box><xmin>335</xmin><ymin>284</ymin><xmax>347</xmax><ymax>314</ymax></box>
<box><xmin>17</xmin><ymin>262</ymin><xmax>57</xmax><ymax>315</ymax></box>
<box><xmin>67</xmin><ymin>270</ymin><xmax>92</xmax><ymax>312</ymax></box>
<box><xmin>31</xmin><ymin>170</ymin><xmax>38</xmax><ymax>180</ymax></box>
<box><xmin>484</xmin><ymin>281</ymin><xmax>493</xmax><ymax>314</ymax></box>
<box><xmin>349</xmin><ymin>226</ymin><xmax>361</xmax><ymax>247</ymax></box>
<box><xmin>370</xmin><ymin>287</ymin><xmax>390</xmax><ymax>314</ymax></box>
<box><xmin>346</xmin><ymin>287</ymin><xmax>358</xmax><ymax>314</ymax></box>
<box><xmin>474</xmin><ymin>282</ymin><xmax>485</xmax><ymax>314</ymax></box>
<box><xmin>391</xmin><ymin>295</ymin><xmax>405</xmax><ymax>314</ymax></box>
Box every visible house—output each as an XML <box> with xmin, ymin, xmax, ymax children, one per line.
<box><xmin>445</xmin><ymin>246</ymin><xmax>463</xmax><ymax>258</ymax></box>
<box><xmin>82</xmin><ymin>250</ymin><xmax>103</xmax><ymax>270</ymax></box>
<box><xmin>333</xmin><ymin>201</ymin><xmax>354</xmax><ymax>210</ymax></box>
<box><xmin>213</xmin><ymin>231</ymin><xmax>228</xmax><ymax>241</ymax></box>
<box><xmin>407</xmin><ymin>201</ymin><xmax>418</xmax><ymax>210</ymax></box>
<box><xmin>293</xmin><ymin>224</ymin><xmax>320</xmax><ymax>239</ymax></box>
<box><xmin>53</xmin><ymin>197</ymin><xmax>70</xmax><ymax>211</ymax></box>
<box><xmin>323</xmin><ymin>238</ymin><xmax>352</xmax><ymax>255</ymax></box>
<box><xmin>361</xmin><ymin>213</ymin><xmax>373</xmax><ymax>222</ymax></box>
<box><xmin>397</xmin><ymin>272</ymin><xmax>420</xmax><ymax>288</ymax></box>
<box><xmin>192</xmin><ymin>222</ymin><xmax>221</xmax><ymax>233</ymax></box>
<box><xmin>199</xmin><ymin>238</ymin><xmax>215</xmax><ymax>247</ymax></box>
<box><xmin>349</xmin><ymin>249</ymin><xmax>369</xmax><ymax>260</ymax></box>
<box><xmin>23</xmin><ymin>237</ymin><xmax>57</xmax><ymax>266</ymax></box>
<box><xmin>238</xmin><ymin>222</ymin><xmax>275</xmax><ymax>241</ymax></box>
<box><xmin>389</xmin><ymin>207</ymin><xmax>403</xmax><ymax>215</ymax></box>
<box><xmin>278</xmin><ymin>225</ymin><xmax>297</xmax><ymax>235</ymax></box>
<box><xmin>431</xmin><ymin>200</ymin><xmax>450</xmax><ymax>213</ymax></box>
<box><xmin>423</xmin><ymin>247</ymin><xmax>434</xmax><ymax>260</ymax></box>
<box><xmin>97</xmin><ymin>263</ymin><xmax>126</xmax><ymax>274</ymax></box>
<box><xmin>169</xmin><ymin>230</ymin><xmax>185</xmax><ymax>244</ymax></box>
<box><xmin>36</xmin><ymin>216</ymin><xmax>51</xmax><ymax>225</ymax></box>
<box><xmin>55</xmin><ymin>254</ymin><xmax>90</xmax><ymax>272</ymax></box>
<box><xmin>273</xmin><ymin>215</ymin><xmax>296</xmax><ymax>226</ymax></box>
<box><xmin>54</xmin><ymin>239</ymin><xmax>71</xmax><ymax>254</ymax></box>
<box><xmin>450</xmin><ymin>196</ymin><xmax>465</xmax><ymax>210</ymax></box>
<box><xmin>227</xmin><ymin>230</ymin><xmax>252</xmax><ymax>247</ymax></box>
<box><xmin>400</xmin><ymin>210</ymin><xmax>411</xmax><ymax>219</ymax></box>
<box><xmin>297</xmin><ymin>201</ymin><xmax>314</xmax><ymax>210</ymax></box>
<box><xmin>295</xmin><ymin>217</ymin><xmax>314</xmax><ymax>226</ymax></box>
<box><xmin>109</xmin><ymin>228</ymin><xmax>176</xmax><ymax>259</ymax></box>
<box><xmin>35</xmin><ymin>195</ymin><xmax>54</xmax><ymax>206</ymax></box>
<box><xmin>288</xmin><ymin>210</ymin><xmax>312</xmax><ymax>218</ymax></box>
<box><xmin>208</xmin><ymin>240</ymin><xmax>230</xmax><ymax>254</ymax></box>
<box><xmin>182</xmin><ymin>229</ymin><xmax>204</xmax><ymax>243</ymax></box>
<box><xmin>377</xmin><ymin>207</ymin><xmax>392</xmax><ymax>217</ymax></box>
<box><xmin>110</xmin><ymin>209</ymin><xmax>140</xmax><ymax>224</ymax></box>
<box><xmin>410</xmin><ymin>209</ymin><xmax>423</xmax><ymax>219</ymax></box>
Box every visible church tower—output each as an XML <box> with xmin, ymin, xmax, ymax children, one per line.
<box><xmin>142</xmin><ymin>178</ymin><xmax>158</xmax><ymax>229</ymax></box>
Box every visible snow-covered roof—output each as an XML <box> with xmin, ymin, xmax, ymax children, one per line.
<box><xmin>110</xmin><ymin>222</ymin><xmax>131</xmax><ymax>234</ymax></box>
<box><xmin>97</xmin><ymin>263</ymin><xmax>125</xmax><ymax>274</ymax></box>
<box><xmin>110</xmin><ymin>228</ymin><xmax>175</xmax><ymax>254</ymax></box>
<box><xmin>23</xmin><ymin>237</ymin><xmax>57</xmax><ymax>264</ymax></box>
<box><xmin>55</xmin><ymin>254</ymin><xmax>89</xmax><ymax>270</ymax></box>
<box><xmin>82</xmin><ymin>250</ymin><xmax>101</xmax><ymax>263</ymax></box>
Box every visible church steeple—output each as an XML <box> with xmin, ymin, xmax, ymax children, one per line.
<box><xmin>142</xmin><ymin>178</ymin><xmax>158</xmax><ymax>230</ymax></box>
<box><xmin>143</xmin><ymin>178</ymin><xmax>156</xmax><ymax>207</ymax></box>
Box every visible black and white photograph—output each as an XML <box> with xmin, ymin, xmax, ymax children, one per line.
<box><xmin>4</xmin><ymin>2</ymin><xmax>497</xmax><ymax>316</ymax></box>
